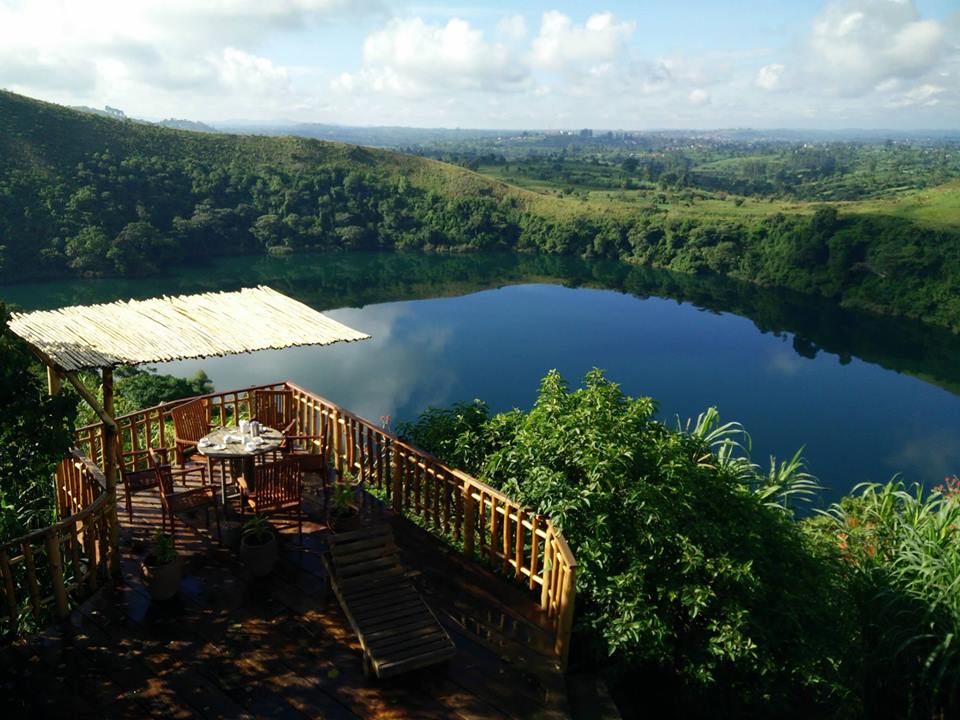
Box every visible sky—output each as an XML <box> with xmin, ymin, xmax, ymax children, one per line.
<box><xmin>0</xmin><ymin>0</ymin><xmax>958</xmax><ymax>130</ymax></box>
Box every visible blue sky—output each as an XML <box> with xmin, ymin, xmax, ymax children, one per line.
<box><xmin>1</xmin><ymin>1</ymin><xmax>958</xmax><ymax>129</ymax></box>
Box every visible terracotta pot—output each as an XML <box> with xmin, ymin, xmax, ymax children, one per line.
<box><xmin>240</xmin><ymin>531</ymin><xmax>278</xmax><ymax>577</ymax></box>
<box><xmin>140</xmin><ymin>556</ymin><xmax>182</xmax><ymax>600</ymax></box>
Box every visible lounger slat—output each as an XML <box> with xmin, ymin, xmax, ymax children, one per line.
<box><xmin>323</xmin><ymin>525</ymin><xmax>455</xmax><ymax>679</ymax></box>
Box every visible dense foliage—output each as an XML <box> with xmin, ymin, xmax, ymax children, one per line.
<box><xmin>400</xmin><ymin>370</ymin><xmax>855</xmax><ymax>718</ymax></box>
<box><xmin>810</xmin><ymin>480</ymin><xmax>960</xmax><ymax>718</ymax></box>
<box><xmin>73</xmin><ymin>366</ymin><xmax>214</xmax><ymax>430</ymax></box>
<box><xmin>0</xmin><ymin>304</ymin><xmax>76</xmax><ymax>540</ymax></box>
<box><xmin>402</xmin><ymin>369</ymin><xmax>960</xmax><ymax>718</ymax></box>
<box><xmin>2</xmin><ymin>90</ymin><xmax>960</xmax><ymax>331</ymax></box>
<box><xmin>417</xmin><ymin>135</ymin><xmax>960</xmax><ymax>201</ymax></box>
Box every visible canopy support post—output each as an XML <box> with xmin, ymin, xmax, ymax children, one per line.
<box><xmin>47</xmin><ymin>365</ymin><xmax>61</xmax><ymax>396</ymax></box>
<box><xmin>56</xmin><ymin>367</ymin><xmax>120</xmax><ymax>576</ymax></box>
<box><xmin>100</xmin><ymin>367</ymin><xmax>120</xmax><ymax>576</ymax></box>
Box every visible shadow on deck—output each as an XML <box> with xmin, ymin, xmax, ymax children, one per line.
<box><xmin>2</xmin><ymin>471</ymin><xmax>571</xmax><ymax>719</ymax></box>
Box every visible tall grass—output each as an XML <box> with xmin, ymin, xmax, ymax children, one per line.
<box><xmin>817</xmin><ymin>477</ymin><xmax>960</xmax><ymax>716</ymax></box>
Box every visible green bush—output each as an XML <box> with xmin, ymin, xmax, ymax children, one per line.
<box><xmin>401</xmin><ymin>369</ymin><xmax>856</xmax><ymax>717</ymax></box>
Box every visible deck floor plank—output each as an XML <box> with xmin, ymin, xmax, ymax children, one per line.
<box><xmin>3</xmin><ymin>473</ymin><xmax>569</xmax><ymax>719</ymax></box>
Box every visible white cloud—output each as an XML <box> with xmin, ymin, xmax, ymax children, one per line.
<box><xmin>216</xmin><ymin>48</ymin><xmax>291</xmax><ymax>95</ymax></box>
<box><xmin>333</xmin><ymin>17</ymin><xmax>526</xmax><ymax>97</ymax></box>
<box><xmin>0</xmin><ymin>0</ymin><xmax>956</xmax><ymax>128</ymax></box>
<box><xmin>497</xmin><ymin>14</ymin><xmax>527</xmax><ymax>42</ymax></box>
<box><xmin>0</xmin><ymin>0</ymin><xmax>374</xmax><ymax>117</ymax></box>
<box><xmin>755</xmin><ymin>63</ymin><xmax>785</xmax><ymax>90</ymax></box>
<box><xmin>530</xmin><ymin>11</ymin><xmax>635</xmax><ymax>72</ymax></box>
<box><xmin>885</xmin><ymin>82</ymin><xmax>945</xmax><ymax>108</ymax></box>
<box><xmin>806</xmin><ymin>0</ymin><xmax>950</xmax><ymax>95</ymax></box>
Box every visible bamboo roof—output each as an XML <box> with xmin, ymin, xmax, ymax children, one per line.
<box><xmin>8</xmin><ymin>286</ymin><xmax>371</xmax><ymax>371</ymax></box>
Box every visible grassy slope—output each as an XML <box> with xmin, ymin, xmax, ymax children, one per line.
<box><xmin>4</xmin><ymin>89</ymin><xmax>958</xmax><ymax>233</ymax></box>
<box><xmin>476</xmin><ymin>160</ymin><xmax>960</xmax><ymax>231</ymax></box>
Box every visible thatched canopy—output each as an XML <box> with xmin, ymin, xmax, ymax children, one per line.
<box><xmin>9</xmin><ymin>285</ymin><xmax>371</xmax><ymax>372</ymax></box>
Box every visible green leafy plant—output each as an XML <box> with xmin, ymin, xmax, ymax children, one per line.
<box><xmin>147</xmin><ymin>530</ymin><xmax>177</xmax><ymax>565</ymax></box>
<box><xmin>242</xmin><ymin>514</ymin><xmax>274</xmax><ymax>544</ymax></box>
<box><xmin>401</xmin><ymin>369</ymin><xmax>855</xmax><ymax>717</ymax></box>
<box><xmin>330</xmin><ymin>472</ymin><xmax>357</xmax><ymax>518</ymax></box>
<box><xmin>810</xmin><ymin>477</ymin><xmax>960</xmax><ymax>718</ymax></box>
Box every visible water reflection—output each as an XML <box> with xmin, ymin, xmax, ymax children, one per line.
<box><xmin>3</xmin><ymin>251</ymin><xmax>959</xmax><ymax>503</ymax></box>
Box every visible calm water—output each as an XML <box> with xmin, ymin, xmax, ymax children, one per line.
<box><xmin>4</xmin><ymin>251</ymin><xmax>959</xmax><ymax>506</ymax></box>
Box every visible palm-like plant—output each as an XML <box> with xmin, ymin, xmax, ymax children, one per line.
<box><xmin>681</xmin><ymin>407</ymin><xmax>819</xmax><ymax>513</ymax></box>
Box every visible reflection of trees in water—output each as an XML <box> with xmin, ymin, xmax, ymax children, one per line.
<box><xmin>6</xmin><ymin>250</ymin><xmax>960</xmax><ymax>395</ymax></box>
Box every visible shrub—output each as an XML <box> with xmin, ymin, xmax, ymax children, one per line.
<box><xmin>401</xmin><ymin>369</ymin><xmax>856</xmax><ymax>717</ymax></box>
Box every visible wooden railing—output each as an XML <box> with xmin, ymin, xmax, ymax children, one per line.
<box><xmin>76</xmin><ymin>381</ymin><xmax>578</xmax><ymax>668</ymax></box>
<box><xmin>0</xmin><ymin>450</ymin><xmax>116</xmax><ymax>639</ymax></box>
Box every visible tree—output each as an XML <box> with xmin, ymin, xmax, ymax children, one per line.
<box><xmin>0</xmin><ymin>304</ymin><xmax>77</xmax><ymax>540</ymax></box>
<box><xmin>251</xmin><ymin>213</ymin><xmax>283</xmax><ymax>247</ymax></box>
<box><xmin>107</xmin><ymin>220</ymin><xmax>173</xmax><ymax>275</ymax></box>
<box><xmin>65</xmin><ymin>225</ymin><xmax>111</xmax><ymax>274</ymax></box>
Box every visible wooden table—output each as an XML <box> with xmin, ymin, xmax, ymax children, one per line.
<box><xmin>196</xmin><ymin>426</ymin><xmax>284</xmax><ymax>506</ymax></box>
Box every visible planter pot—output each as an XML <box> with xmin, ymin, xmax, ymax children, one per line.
<box><xmin>221</xmin><ymin>519</ymin><xmax>244</xmax><ymax>551</ymax></box>
<box><xmin>140</xmin><ymin>556</ymin><xmax>182</xmax><ymax>601</ymax></box>
<box><xmin>240</xmin><ymin>531</ymin><xmax>278</xmax><ymax>577</ymax></box>
<box><xmin>330</xmin><ymin>509</ymin><xmax>361</xmax><ymax>534</ymax></box>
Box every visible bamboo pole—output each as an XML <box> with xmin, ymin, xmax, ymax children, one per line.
<box><xmin>100</xmin><ymin>367</ymin><xmax>120</xmax><ymax>576</ymax></box>
<box><xmin>45</xmin><ymin>528</ymin><xmax>69</xmax><ymax>620</ymax></box>
<box><xmin>47</xmin><ymin>365</ymin><xmax>61</xmax><ymax>395</ymax></box>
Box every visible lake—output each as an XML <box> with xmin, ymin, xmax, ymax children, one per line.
<box><xmin>3</xmin><ymin>251</ymin><xmax>959</xmax><ymax>506</ymax></box>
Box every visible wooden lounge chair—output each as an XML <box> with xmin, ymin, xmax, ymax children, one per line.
<box><xmin>149</xmin><ymin>449</ymin><xmax>221</xmax><ymax>544</ymax></box>
<box><xmin>237</xmin><ymin>459</ymin><xmax>304</xmax><ymax>541</ymax></box>
<box><xmin>323</xmin><ymin>524</ymin><xmax>456</xmax><ymax>679</ymax></box>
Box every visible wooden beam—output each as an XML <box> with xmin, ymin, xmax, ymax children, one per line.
<box><xmin>61</xmin><ymin>371</ymin><xmax>116</xmax><ymax>430</ymax></box>
<box><xmin>46</xmin><ymin>365</ymin><xmax>61</xmax><ymax>396</ymax></box>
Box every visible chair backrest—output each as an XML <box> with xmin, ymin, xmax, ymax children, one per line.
<box><xmin>148</xmin><ymin>449</ymin><xmax>176</xmax><ymax>501</ymax></box>
<box><xmin>114</xmin><ymin>435</ymin><xmax>157</xmax><ymax>491</ymax></box>
<box><xmin>253</xmin><ymin>389</ymin><xmax>296</xmax><ymax>434</ymax></box>
<box><xmin>170</xmin><ymin>398</ymin><xmax>208</xmax><ymax>443</ymax></box>
<box><xmin>252</xmin><ymin>460</ymin><xmax>302</xmax><ymax>507</ymax></box>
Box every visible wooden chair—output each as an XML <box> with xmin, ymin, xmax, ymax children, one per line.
<box><xmin>253</xmin><ymin>389</ymin><xmax>332</xmax><ymax>475</ymax></box>
<box><xmin>115</xmin><ymin>439</ymin><xmax>207</xmax><ymax>522</ymax></box>
<box><xmin>322</xmin><ymin>525</ymin><xmax>456</xmax><ymax>679</ymax></box>
<box><xmin>149</xmin><ymin>449</ymin><xmax>221</xmax><ymax>544</ymax></box>
<box><xmin>169</xmin><ymin>398</ymin><xmax>212</xmax><ymax>466</ymax></box>
<box><xmin>237</xmin><ymin>459</ymin><xmax>304</xmax><ymax>541</ymax></box>
<box><xmin>118</xmin><ymin>463</ymin><xmax>158</xmax><ymax>523</ymax></box>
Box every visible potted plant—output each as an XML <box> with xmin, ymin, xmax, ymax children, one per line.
<box><xmin>240</xmin><ymin>514</ymin><xmax>278</xmax><ymax>577</ymax></box>
<box><xmin>140</xmin><ymin>530</ymin><xmax>181</xmax><ymax>600</ymax></box>
<box><xmin>329</xmin><ymin>471</ymin><xmax>361</xmax><ymax>533</ymax></box>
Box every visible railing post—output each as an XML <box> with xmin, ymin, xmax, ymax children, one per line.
<box><xmin>555</xmin><ymin>564</ymin><xmax>577</xmax><ymax>671</ymax></box>
<box><xmin>45</xmin><ymin>528</ymin><xmax>70</xmax><ymax>620</ymax></box>
<box><xmin>391</xmin><ymin>444</ymin><xmax>403</xmax><ymax>513</ymax></box>
<box><xmin>540</xmin><ymin>530</ymin><xmax>554</xmax><ymax>608</ymax></box>
<box><xmin>463</xmin><ymin>484</ymin><xmax>475</xmax><ymax>557</ymax></box>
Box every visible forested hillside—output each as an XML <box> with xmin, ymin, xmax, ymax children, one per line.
<box><xmin>1</xmin><ymin>90</ymin><xmax>959</xmax><ymax>331</ymax></box>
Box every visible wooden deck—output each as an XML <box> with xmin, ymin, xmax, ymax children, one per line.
<box><xmin>2</xmin><ymin>471</ymin><xmax>570</xmax><ymax>719</ymax></box>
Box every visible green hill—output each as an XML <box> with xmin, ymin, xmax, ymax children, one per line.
<box><xmin>0</xmin><ymin>89</ymin><xmax>958</xmax><ymax>331</ymax></box>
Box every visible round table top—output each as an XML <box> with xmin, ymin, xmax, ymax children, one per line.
<box><xmin>196</xmin><ymin>426</ymin><xmax>284</xmax><ymax>459</ymax></box>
